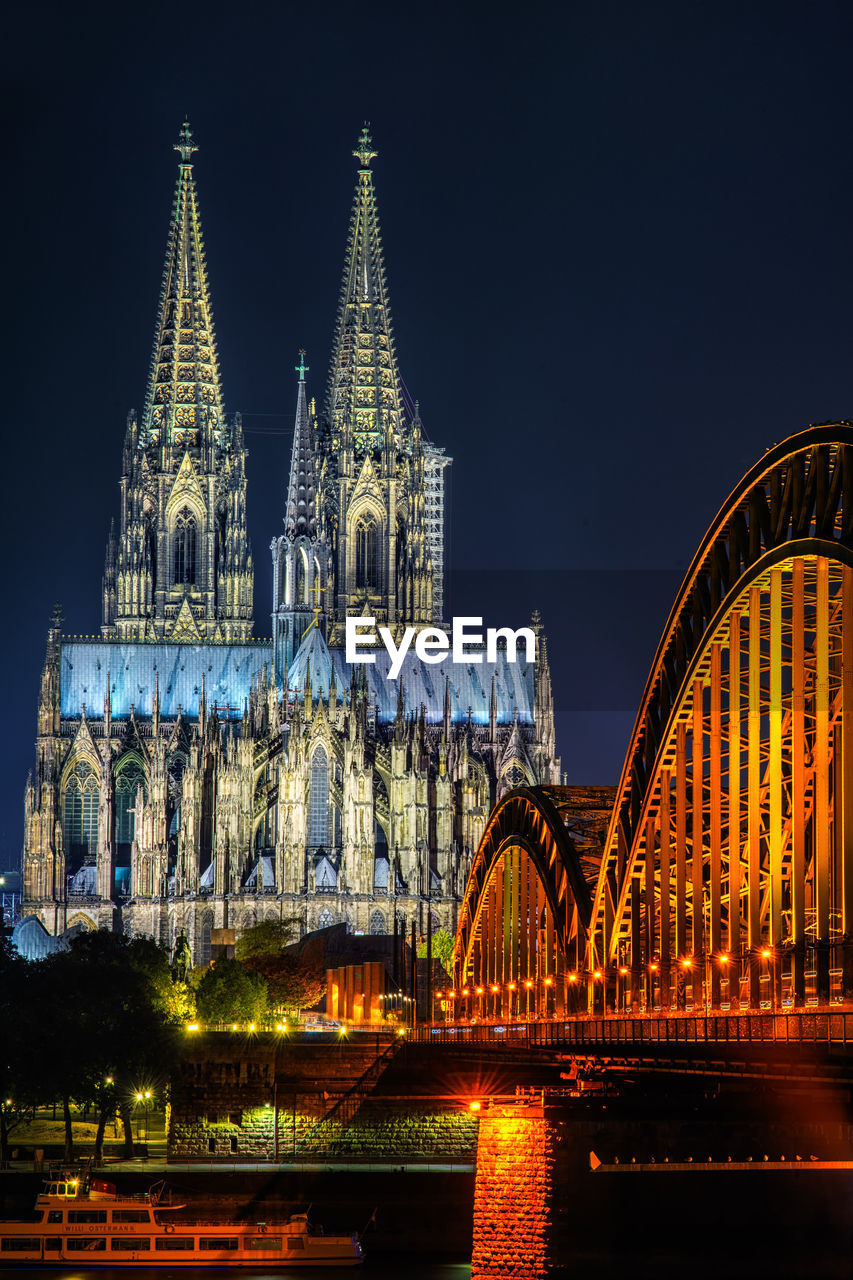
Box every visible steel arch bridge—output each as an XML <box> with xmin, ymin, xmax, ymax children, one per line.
<box><xmin>453</xmin><ymin>425</ymin><xmax>853</xmax><ymax>1020</ymax></box>
<box><xmin>452</xmin><ymin>787</ymin><xmax>595</xmax><ymax>1020</ymax></box>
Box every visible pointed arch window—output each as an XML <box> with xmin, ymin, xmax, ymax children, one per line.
<box><xmin>115</xmin><ymin>760</ymin><xmax>148</xmax><ymax>847</ymax></box>
<box><xmin>62</xmin><ymin>761</ymin><xmax>100</xmax><ymax>858</ymax></box>
<box><xmin>173</xmin><ymin>507</ymin><xmax>197</xmax><ymax>586</ymax></box>
<box><xmin>310</xmin><ymin>746</ymin><xmax>329</xmax><ymax>846</ymax></box>
<box><xmin>355</xmin><ymin>517</ymin><xmax>378</xmax><ymax>590</ymax></box>
<box><xmin>295</xmin><ymin>548</ymin><xmax>307</xmax><ymax>604</ymax></box>
<box><xmin>369</xmin><ymin>909</ymin><xmax>386</xmax><ymax>936</ymax></box>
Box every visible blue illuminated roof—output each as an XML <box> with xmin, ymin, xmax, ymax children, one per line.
<box><xmin>286</xmin><ymin>626</ymin><xmax>533</xmax><ymax>725</ymax></box>
<box><xmin>60</xmin><ymin>642</ymin><xmax>272</xmax><ymax>720</ymax></box>
<box><xmin>59</xmin><ymin>629</ymin><xmax>536</xmax><ymax>726</ymax></box>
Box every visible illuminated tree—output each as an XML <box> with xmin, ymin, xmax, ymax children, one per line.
<box><xmin>418</xmin><ymin>928</ymin><xmax>455</xmax><ymax>976</ymax></box>
<box><xmin>195</xmin><ymin>958</ymin><xmax>268</xmax><ymax>1025</ymax></box>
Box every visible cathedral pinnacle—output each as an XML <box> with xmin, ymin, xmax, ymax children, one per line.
<box><xmin>174</xmin><ymin>120</ymin><xmax>198</xmax><ymax>165</ymax></box>
<box><xmin>353</xmin><ymin>123</ymin><xmax>377</xmax><ymax>168</ymax></box>
<box><xmin>284</xmin><ymin>352</ymin><xmax>317</xmax><ymax>540</ymax></box>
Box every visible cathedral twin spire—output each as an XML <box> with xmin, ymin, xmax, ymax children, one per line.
<box><xmin>142</xmin><ymin>122</ymin><xmax>226</xmax><ymax>450</ymax></box>
<box><xmin>106</xmin><ymin>120</ymin><xmax>441</xmax><ymax>654</ymax></box>
<box><xmin>103</xmin><ymin>121</ymin><xmax>252</xmax><ymax>644</ymax></box>
<box><xmin>325</xmin><ymin>125</ymin><xmax>407</xmax><ymax>457</ymax></box>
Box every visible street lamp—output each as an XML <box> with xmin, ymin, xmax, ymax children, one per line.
<box><xmin>135</xmin><ymin>1090</ymin><xmax>152</xmax><ymax>1141</ymax></box>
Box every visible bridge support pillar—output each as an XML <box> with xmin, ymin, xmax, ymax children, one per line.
<box><xmin>472</xmin><ymin>1099</ymin><xmax>557</xmax><ymax>1279</ymax></box>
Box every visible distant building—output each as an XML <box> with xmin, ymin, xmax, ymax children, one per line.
<box><xmin>20</xmin><ymin>125</ymin><xmax>559</xmax><ymax>964</ymax></box>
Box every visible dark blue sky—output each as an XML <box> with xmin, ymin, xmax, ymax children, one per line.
<box><xmin>3</xmin><ymin>1</ymin><xmax>853</xmax><ymax>869</ymax></box>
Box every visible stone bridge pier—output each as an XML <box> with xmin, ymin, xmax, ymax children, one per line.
<box><xmin>472</xmin><ymin>1095</ymin><xmax>559</xmax><ymax>1280</ymax></box>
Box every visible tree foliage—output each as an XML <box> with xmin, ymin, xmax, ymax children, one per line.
<box><xmin>194</xmin><ymin>958</ymin><xmax>268</xmax><ymax>1025</ymax></box>
<box><xmin>3</xmin><ymin>929</ymin><xmax>183</xmax><ymax>1160</ymax></box>
<box><xmin>234</xmin><ymin>918</ymin><xmax>303</xmax><ymax>961</ymax></box>
<box><xmin>233</xmin><ymin>919</ymin><xmax>325</xmax><ymax>1016</ymax></box>
<box><xmin>417</xmin><ymin>927</ymin><xmax>455</xmax><ymax>975</ymax></box>
<box><xmin>243</xmin><ymin>951</ymin><xmax>326</xmax><ymax>1017</ymax></box>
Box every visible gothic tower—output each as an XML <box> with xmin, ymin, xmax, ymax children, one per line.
<box><xmin>318</xmin><ymin>126</ymin><xmax>438</xmax><ymax>644</ymax></box>
<box><xmin>20</xmin><ymin>123</ymin><xmax>559</xmax><ymax>971</ymax></box>
<box><xmin>102</xmin><ymin>123</ymin><xmax>253</xmax><ymax>644</ymax></box>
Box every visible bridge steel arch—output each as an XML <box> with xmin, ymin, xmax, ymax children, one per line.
<box><xmin>588</xmin><ymin>426</ymin><xmax>853</xmax><ymax>1014</ymax></box>
<box><xmin>452</xmin><ymin>787</ymin><xmax>592</xmax><ymax>1021</ymax></box>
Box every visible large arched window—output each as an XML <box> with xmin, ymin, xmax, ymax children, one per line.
<box><xmin>62</xmin><ymin>761</ymin><xmax>100</xmax><ymax>858</ymax></box>
<box><xmin>355</xmin><ymin>517</ymin><xmax>378</xmax><ymax>590</ymax></box>
<box><xmin>369</xmin><ymin>909</ymin><xmax>386</xmax><ymax>936</ymax></box>
<box><xmin>115</xmin><ymin>759</ymin><xmax>148</xmax><ymax>847</ymax></box>
<box><xmin>310</xmin><ymin>746</ymin><xmax>329</xmax><ymax>846</ymax></box>
<box><xmin>173</xmin><ymin>507</ymin><xmax>197</xmax><ymax>586</ymax></box>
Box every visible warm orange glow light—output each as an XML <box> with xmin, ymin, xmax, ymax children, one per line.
<box><xmin>681</xmin><ymin>958</ymin><xmax>692</xmax><ymax>969</ymax></box>
<box><xmin>593</xmin><ymin>970</ymin><xmax>602</xmax><ymax>979</ymax></box>
<box><xmin>719</xmin><ymin>954</ymin><xmax>729</xmax><ymax>964</ymax></box>
<box><xmin>469</xmin><ymin>1101</ymin><xmax>482</xmax><ymax>1111</ymax></box>
<box><xmin>568</xmin><ymin>972</ymin><xmax>578</xmax><ymax>982</ymax></box>
<box><xmin>619</xmin><ymin>967</ymin><xmax>628</xmax><ymax>975</ymax></box>
<box><xmin>544</xmin><ymin>977</ymin><xmax>553</xmax><ymax>986</ymax></box>
<box><xmin>508</xmin><ymin>982</ymin><xmax>516</xmax><ymax>990</ymax></box>
<box><xmin>525</xmin><ymin>980</ymin><xmax>533</xmax><ymax>989</ymax></box>
<box><xmin>490</xmin><ymin>984</ymin><xmax>499</xmax><ymax>993</ymax></box>
<box><xmin>476</xmin><ymin>986</ymin><xmax>484</xmax><ymax>995</ymax></box>
<box><xmin>649</xmin><ymin>963</ymin><xmax>658</xmax><ymax>972</ymax></box>
<box><xmin>761</xmin><ymin>948</ymin><xmax>771</xmax><ymax>959</ymax></box>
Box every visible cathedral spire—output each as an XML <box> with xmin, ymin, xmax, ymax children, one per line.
<box><xmin>325</xmin><ymin>123</ymin><xmax>406</xmax><ymax>452</ymax></box>
<box><xmin>141</xmin><ymin>121</ymin><xmax>225</xmax><ymax>447</ymax></box>
<box><xmin>284</xmin><ymin>351</ymin><xmax>316</xmax><ymax>539</ymax></box>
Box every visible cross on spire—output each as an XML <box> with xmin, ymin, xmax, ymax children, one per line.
<box><xmin>174</xmin><ymin>120</ymin><xmax>198</xmax><ymax>164</ymax></box>
<box><xmin>295</xmin><ymin>349</ymin><xmax>309</xmax><ymax>383</ymax></box>
<box><xmin>353</xmin><ymin>123</ymin><xmax>377</xmax><ymax>168</ymax></box>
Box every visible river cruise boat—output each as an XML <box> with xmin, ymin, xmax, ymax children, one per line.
<box><xmin>0</xmin><ymin>1171</ymin><xmax>364</xmax><ymax>1266</ymax></box>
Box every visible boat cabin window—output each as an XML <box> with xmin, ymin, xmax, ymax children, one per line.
<box><xmin>1</xmin><ymin>1239</ymin><xmax>42</xmax><ymax>1252</ymax></box>
<box><xmin>68</xmin><ymin>1209</ymin><xmax>108</xmax><ymax>1224</ymax></box>
<box><xmin>44</xmin><ymin>1181</ymin><xmax>77</xmax><ymax>1197</ymax></box>
<box><xmin>67</xmin><ymin>1238</ymin><xmax>107</xmax><ymax>1251</ymax></box>
<box><xmin>46</xmin><ymin>1210</ymin><xmax>63</xmax><ymax>1223</ymax></box>
<box><xmin>200</xmin><ymin>1236</ymin><xmax>239</xmax><ymax>1250</ymax></box>
<box><xmin>112</xmin><ymin>1209</ymin><xmax>151</xmax><ymax>1223</ymax></box>
<box><xmin>111</xmin><ymin>1237</ymin><xmax>152</xmax><ymax>1251</ymax></box>
<box><xmin>246</xmin><ymin>1236</ymin><xmax>283</xmax><ymax>1249</ymax></box>
<box><xmin>155</xmin><ymin>1237</ymin><xmax>195</xmax><ymax>1251</ymax></box>
<box><xmin>44</xmin><ymin>1239</ymin><xmax>61</xmax><ymax>1251</ymax></box>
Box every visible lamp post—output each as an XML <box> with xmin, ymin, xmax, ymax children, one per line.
<box><xmin>134</xmin><ymin>1090</ymin><xmax>152</xmax><ymax>1142</ymax></box>
<box><xmin>761</xmin><ymin>946</ymin><xmax>776</xmax><ymax>1010</ymax></box>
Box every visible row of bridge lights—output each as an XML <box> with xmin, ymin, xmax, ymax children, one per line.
<box><xmin>440</xmin><ymin>950</ymin><xmax>778</xmax><ymax>1001</ymax></box>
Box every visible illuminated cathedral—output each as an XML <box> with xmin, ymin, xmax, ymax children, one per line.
<box><xmin>20</xmin><ymin>124</ymin><xmax>559</xmax><ymax>963</ymax></box>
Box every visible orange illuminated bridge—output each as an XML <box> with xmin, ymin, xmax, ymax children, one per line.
<box><xmin>452</xmin><ymin>426</ymin><xmax>853</xmax><ymax>1021</ymax></box>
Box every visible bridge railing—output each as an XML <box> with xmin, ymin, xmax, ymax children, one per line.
<box><xmin>410</xmin><ymin>1010</ymin><xmax>853</xmax><ymax>1047</ymax></box>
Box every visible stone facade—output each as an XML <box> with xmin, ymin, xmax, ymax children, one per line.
<box><xmin>167</xmin><ymin>1034</ymin><xmax>477</xmax><ymax>1164</ymax></box>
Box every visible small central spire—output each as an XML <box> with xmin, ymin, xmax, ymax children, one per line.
<box><xmin>174</xmin><ymin>120</ymin><xmax>198</xmax><ymax>165</ymax></box>
<box><xmin>295</xmin><ymin>349</ymin><xmax>309</xmax><ymax>384</ymax></box>
<box><xmin>353</xmin><ymin>123</ymin><xmax>377</xmax><ymax>168</ymax></box>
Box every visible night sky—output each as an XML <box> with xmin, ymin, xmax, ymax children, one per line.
<box><xmin>3</xmin><ymin>1</ymin><xmax>853</xmax><ymax>872</ymax></box>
